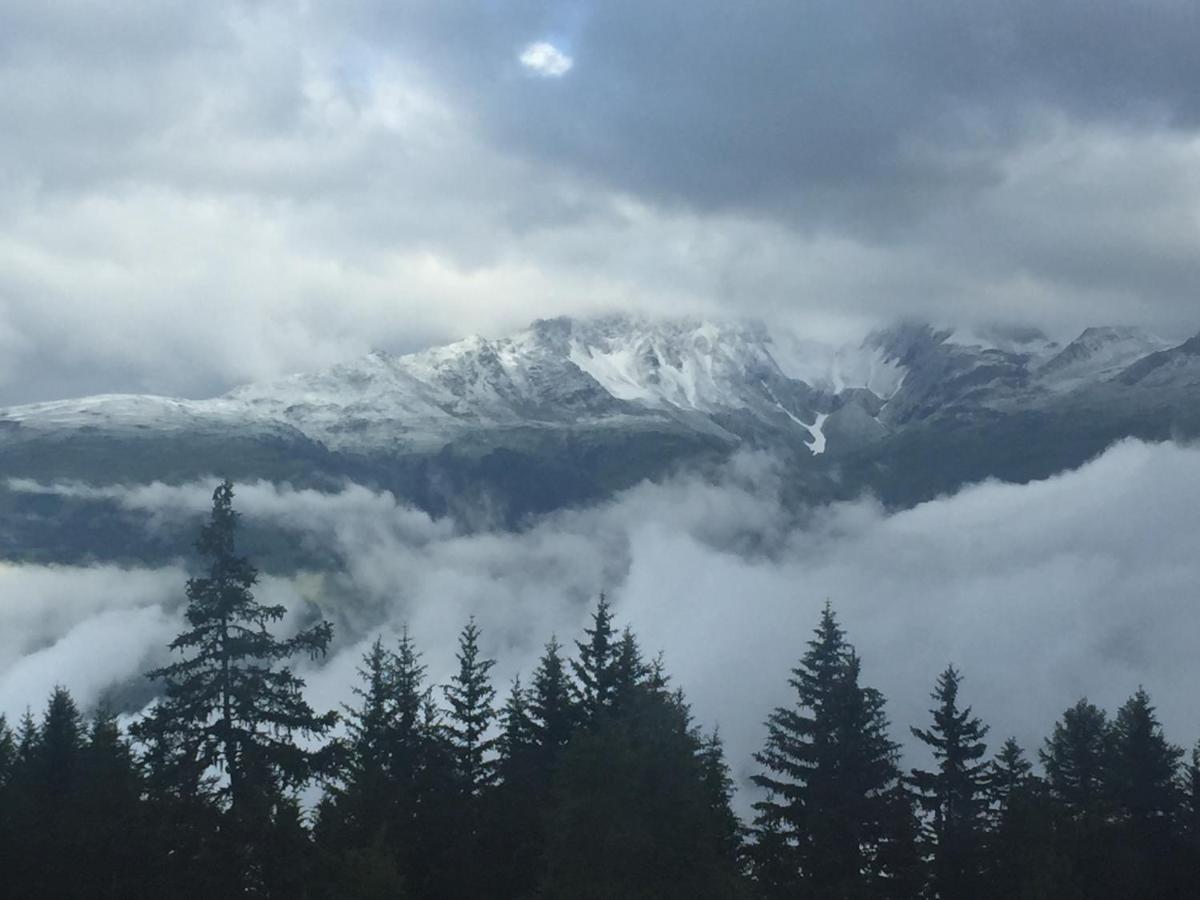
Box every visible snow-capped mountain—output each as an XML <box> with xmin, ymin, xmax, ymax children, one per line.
<box><xmin>1036</xmin><ymin>327</ymin><xmax>1171</xmax><ymax>391</ymax></box>
<box><xmin>3</xmin><ymin>316</ymin><xmax>862</xmax><ymax>456</ymax></box>
<box><xmin>1</xmin><ymin>314</ymin><xmax>1198</xmax><ymax>557</ymax></box>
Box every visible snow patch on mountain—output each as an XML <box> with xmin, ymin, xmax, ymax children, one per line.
<box><xmin>1</xmin><ymin>314</ymin><xmax>1190</xmax><ymax>463</ymax></box>
<box><xmin>1037</xmin><ymin>327</ymin><xmax>1171</xmax><ymax>391</ymax></box>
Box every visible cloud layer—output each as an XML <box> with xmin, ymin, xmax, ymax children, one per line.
<box><xmin>2</xmin><ymin>2</ymin><xmax>1200</xmax><ymax>403</ymax></box>
<box><xmin>4</xmin><ymin>439</ymin><xmax>1200</xmax><ymax>806</ymax></box>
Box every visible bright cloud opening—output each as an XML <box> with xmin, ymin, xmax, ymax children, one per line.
<box><xmin>519</xmin><ymin>41</ymin><xmax>574</xmax><ymax>77</ymax></box>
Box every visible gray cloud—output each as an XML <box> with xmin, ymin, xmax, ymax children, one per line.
<box><xmin>1</xmin><ymin>2</ymin><xmax>1198</xmax><ymax>403</ymax></box>
<box><xmin>7</xmin><ymin>439</ymin><xmax>1200</xmax><ymax>812</ymax></box>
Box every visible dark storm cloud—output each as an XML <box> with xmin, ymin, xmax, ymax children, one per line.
<box><xmin>350</xmin><ymin>1</ymin><xmax>1200</xmax><ymax>224</ymax></box>
<box><xmin>0</xmin><ymin>0</ymin><xmax>1198</xmax><ymax>403</ymax></box>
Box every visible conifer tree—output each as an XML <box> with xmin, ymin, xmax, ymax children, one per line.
<box><xmin>4</xmin><ymin>688</ymin><xmax>89</xmax><ymax>896</ymax></box>
<box><xmin>1040</xmin><ymin>698</ymin><xmax>1111</xmax><ymax>817</ymax></box>
<box><xmin>1106</xmin><ymin>687</ymin><xmax>1182</xmax><ymax>827</ymax></box>
<box><xmin>698</xmin><ymin>728</ymin><xmax>742</xmax><ymax>861</ymax></box>
<box><xmin>544</xmin><ymin>645</ymin><xmax>747</xmax><ymax>898</ymax></box>
<box><xmin>80</xmin><ymin>705</ymin><xmax>149</xmax><ymax>898</ymax></box>
<box><xmin>981</xmin><ymin>738</ymin><xmax>1071</xmax><ymax>899</ymax></box>
<box><xmin>0</xmin><ymin>714</ymin><xmax>14</xmax><ymax>786</ymax></box>
<box><xmin>388</xmin><ymin>625</ymin><xmax>433</xmax><ymax>788</ymax></box>
<box><xmin>528</xmin><ymin>636</ymin><xmax>578</xmax><ymax>773</ymax></box>
<box><xmin>38</xmin><ymin>685</ymin><xmax>85</xmax><ymax>793</ymax></box>
<box><xmin>572</xmin><ymin>594</ymin><xmax>619</xmax><ymax>721</ymax></box>
<box><xmin>132</xmin><ymin>480</ymin><xmax>336</xmax><ymax>893</ymax></box>
<box><xmin>1181</xmin><ymin>742</ymin><xmax>1200</xmax><ymax>876</ymax></box>
<box><xmin>314</xmin><ymin>628</ymin><xmax>446</xmax><ymax>900</ymax></box>
<box><xmin>496</xmin><ymin>676</ymin><xmax>537</xmax><ymax>768</ymax></box>
<box><xmin>314</xmin><ymin>635</ymin><xmax>400</xmax><ymax>893</ymax></box>
<box><xmin>1183</xmin><ymin>742</ymin><xmax>1200</xmax><ymax>839</ymax></box>
<box><xmin>989</xmin><ymin>737</ymin><xmax>1033</xmax><ymax>812</ymax></box>
<box><xmin>909</xmin><ymin>665</ymin><xmax>990</xmax><ymax>899</ymax></box>
<box><xmin>328</xmin><ymin>637</ymin><xmax>398</xmax><ymax>838</ymax></box>
<box><xmin>1039</xmin><ymin>698</ymin><xmax>1114</xmax><ymax>896</ymax></box>
<box><xmin>443</xmin><ymin>616</ymin><xmax>497</xmax><ymax>795</ymax></box>
<box><xmin>751</xmin><ymin>604</ymin><xmax>905</xmax><ymax>897</ymax></box>
<box><xmin>612</xmin><ymin>625</ymin><xmax>650</xmax><ymax>711</ymax></box>
<box><xmin>874</xmin><ymin>783</ymin><xmax>926</xmax><ymax>900</ymax></box>
<box><xmin>1104</xmin><ymin>688</ymin><xmax>1185</xmax><ymax>898</ymax></box>
<box><xmin>486</xmin><ymin>676</ymin><xmax>546</xmax><ymax>897</ymax></box>
<box><xmin>136</xmin><ymin>696</ymin><xmax>222</xmax><ymax>899</ymax></box>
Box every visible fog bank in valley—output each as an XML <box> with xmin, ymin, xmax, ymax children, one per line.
<box><xmin>3</xmin><ymin>439</ymin><xmax>1198</xmax><ymax>802</ymax></box>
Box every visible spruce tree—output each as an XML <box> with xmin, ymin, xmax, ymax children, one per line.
<box><xmin>612</xmin><ymin>625</ymin><xmax>650</xmax><ymax>711</ymax></box>
<box><xmin>1106</xmin><ymin>688</ymin><xmax>1182</xmax><ymax>827</ymax></box>
<box><xmin>0</xmin><ymin>714</ymin><xmax>14</xmax><ymax>786</ymax></box>
<box><xmin>39</xmin><ymin>687</ymin><xmax>88</xmax><ymax>894</ymax></box>
<box><xmin>751</xmin><ymin>603</ymin><xmax>905</xmax><ymax>897</ymax></box>
<box><xmin>80</xmin><ymin>705</ymin><xmax>150</xmax><ymax>898</ymax></box>
<box><xmin>543</xmin><ymin>648</ymin><xmax>747</xmax><ymax>898</ymax></box>
<box><xmin>698</xmin><ymin>728</ymin><xmax>742</xmax><ymax>862</ymax></box>
<box><xmin>909</xmin><ymin>665</ymin><xmax>990</xmax><ymax>899</ymax></box>
<box><xmin>572</xmin><ymin>594</ymin><xmax>619</xmax><ymax>721</ymax></box>
<box><xmin>983</xmin><ymin>738</ymin><xmax>1071</xmax><ymax>899</ymax></box>
<box><xmin>1183</xmin><ymin>742</ymin><xmax>1200</xmax><ymax>840</ymax></box>
<box><xmin>331</xmin><ymin>637</ymin><xmax>399</xmax><ymax>839</ymax></box>
<box><xmin>496</xmin><ymin>676</ymin><xmax>536</xmax><ymax>768</ymax></box>
<box><xmin>1039</xmin><ymin>698</ymin><xmax>1113</xmax><ymax>897</ymax></box>
<box><xmin>1104</xmin><ymin>688</ymin><xmax>1185</xmax><ymax>898</ymax></box>
<box><xmin>1181</xmin><ymin>743</ymin><xmax>1200</xmax><ymax>877</ymax></box>
<box><xmin>443</xmin><ymin>616</ymin><xmax>497</xmax><ymax>795</ymax></box>
<box><xmin>487</xmin><ymin>676</ymin><xmax>545</xmax><ymax>897</ymax></box>
<box><xmin>132</xmin><ymin>480</ymin><xmax>336</xmax><ymax>893</ymax></box>
<box><xmin>528</xmin><ymin>636</ymin><xmax>578</xmax><ymax>775</ymax></box>
<box><xmin>1040</xmin><ymin>698</ymin><xmax>1111</xmax><ymax>817</ymax></box>
<box><xmin>989</xmin><ymin>737</ymin><xmax>1033</xmax><ymax>812</ymax></box>
<box><xmin>314</xmin><ymin>635</ymin><xmax>400</xmax><ymax>893</ymax></box>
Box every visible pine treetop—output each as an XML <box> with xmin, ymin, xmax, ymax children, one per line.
<box><xmin>443</xmin><ymin>617</ymin><xmax>497</xmax><ymax>793</ymax></box>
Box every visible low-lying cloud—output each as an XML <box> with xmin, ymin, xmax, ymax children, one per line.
<box><xmin>4</xmin><ymin>439</ymin><xmax>1199</xmax><ymax>805</ymax></box>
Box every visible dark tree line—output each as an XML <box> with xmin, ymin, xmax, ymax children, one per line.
<box><xmin>0</xmin><ymin>482</ymin><xmax>1198</xmax><ymax>898</ymax></box>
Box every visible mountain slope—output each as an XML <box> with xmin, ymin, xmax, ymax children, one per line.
<box><xmin>1</xmin><ymin>314</ymin><xmax>1197</xmax><ymax>562</ymax></box>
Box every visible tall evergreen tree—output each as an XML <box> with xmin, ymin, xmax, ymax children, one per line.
<box><xmin>572</xmin><ymin>594</ymin><xmax>619</xmax><ymax>721</ymax></box>
<box><xmin>80</xmin><ymin>705</ymin><xmax>151</xmax><ymax>898</ymax></box>
<box><xmin>313</xmin><ymin>636</ymin><xmax>403</xmax><ymax>897</ymax></box>
<box><xmin>23</xmin><ymin>688</ymin><xmax>87</xmax><ymax>896</ymax></box>
<box><xmin>443</xmin><ymin>616</ymin><xmax>497</xmax><ymax>795</ymax></box>
<box><xmin>1106</xmin><ymin>688</ymin><xmax>1182</xmax><ymax>827</ymax></box>
<box><xmin>1040</xmin><ymin>698</ymin><xmax>1111</xmax><ymax>817</ymax></box>
<box><xmin>528</xmin><ymin>636</ymin><xmax>578</xmax><ymax>774</ymax></box>
<box><xmin>612</xmin><ymin>625</ymin><xmax>650</xmax><ymax>711</ymax></box>
<box><xmin>0</xmin><ymin>714</ymin><xmax>14</xmax><ymax>787</ymax></box>
<box><xmin>1040</xmin><ymin>698</ymin><xmax>1114</xmax><ymax>898</ymax></box>
<box><xmin>983</xmin><ymin>738</ymin><xmax>1072</xmax><ymax>899</ymax></box>
<box><xmin>314</xmin><ymin>627</ymin><xmax>436</xmax><ymax>898</ymax></box>
<box><xmin>751</xmin><ymin>604</ymin><xmax>906</xmax><ymax>898</ymax></box>
<box><xmin>132</xmin><ymin>480</ymin><xmax>336</xmax><ymax>894</ymax></box>
<box><xmin>988</xmin><ymin>738</ymin><xmax>1033</xmax><ymax>813</ymax></box>
<box><xmin>1181</xmin><ymin>742</ymin><xmax>1200</xmax><ymax>878</ymax></box>
<box><xmin>543</xmin><ymin>651</ymin><xmax>747</xmax><ymax>898</ymax></box>
<box><xmin>1183</xmin><ymin>742</ymin><xmax>1200</xmax><ymax>840</ymax></box>
<box><xmin>496</xmin><ymin>676</ymin><xmax>536</xmax><ymax>768</ymax></box>
<box><xmin>331</xmin><ymin>638</ymin><xmax>400</xmax><ymax>835</ymax></box>
<box><xmin>698</xmin><ymin>727</ymin><xmax>743</xmax><ymax>863</ymax></box>
<box><xmin>487</xmin><ymin>676</ymin><xmax>545</xmax><ymax>897</ymax></box>
<box><xmin>909</xmin><ymin>665</ymin><xmax>990</xmax><ymax>899</ymax></box>
<box><xmin>1104</xmin><ymin>688</ymin><xmax>1185</xmax><ymax>898</ymax></box>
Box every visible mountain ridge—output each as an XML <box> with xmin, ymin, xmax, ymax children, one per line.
<box><xmin>1</xmin><ymin>314</ymin><xmax>1198</xmax><ymax>563</ymax></box>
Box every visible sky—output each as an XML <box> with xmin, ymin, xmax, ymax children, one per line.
<box><xmin>2</xmin><ymin>0</ymin><xmax>1200</xmax><ymax>404</ymax></box>
<box><xmin>3</xmin><ymin>439</ymin><xmax>1200</xmax><ymax>808</ymax></box>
